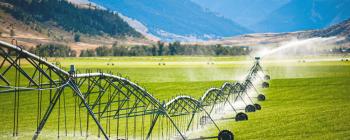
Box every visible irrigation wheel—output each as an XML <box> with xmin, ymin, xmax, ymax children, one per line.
<box><xmin>235</xmin><ymin>112</ymin><xmax>248</xmax><ymax>121</ymax></box>
<box><xmin>245</xmin><ymin>105</ymin><xmax>256</xmax><ymax>112</ymax></box>
<box><xmin>254</xmin><ymin>104</ymin><xmax>262</xmax><ymax>110</ymax></box>
<box><xmin>218</xmin><ymin>130</ymin><xmax>234</xmax><ymax>140</ymax></box>
<box><xmin>262</xmin><ymin>82</ymin><xmax>270</xmax><ymax>88</ymax></box>
<box><xmin>257</xmin><ymin>94</ymin><xmax>266</xmax><ymax>101</ymax></box>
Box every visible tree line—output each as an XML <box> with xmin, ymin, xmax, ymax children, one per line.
<box><xmin>29</xmin><ymin>44</ymin><xmax>77</xmax><ymax>57</ymax></box>
<box><xmin>80</xmin><ymin>41</ymin><xmax>251</xmax><ymax>57</ymax></box>
<box><xmin>28</xmin><ymin>42</ymin><xmax>251</xmax><ymax>57</ymax></box>
<box><xmin>28</xmin><ymin>42</ymin><xmax>350</xmax><ymax>57</ymax></box>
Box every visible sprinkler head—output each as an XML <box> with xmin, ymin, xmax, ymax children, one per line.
<box><xmin>255</xmin><ymin>57</ymin><xmax>261</xmax><ymax>61</ymax></box>
<box><xmin>218</xmin><ymin>130</ymin><xmax>234</xmax><ymax>140</ymax></box>
<box><xmin>264</xmin><ymin>75</ymin><xmax>271</xmax><ymax>80</ymax></box>
<box><xmin>257</xmin><ymin>94</ymin><xmax>266</xmax><ymax>101</ymax></box>
<box><xmin>245</xmin><ymin>105</ymin><xmax>256</xmax><ymax>112</ymax></box>
<box><xmin>235</xmin><ymin>112</ymin><xmax>248</xmax><ymax>121</ymax></box>
<box><xmin>254</xmin><ymin>104</ymin><xmax>262</xmax><ymax>110</ymax></box>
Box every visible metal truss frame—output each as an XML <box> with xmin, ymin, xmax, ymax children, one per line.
<box><xmin>0</xmin><ymin>41</ymin><xmax>268</xmax><ymax>140</ymax></box>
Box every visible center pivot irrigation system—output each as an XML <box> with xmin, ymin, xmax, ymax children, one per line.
<box><xmin>0</xmin><ymin>40</ymin><xmax>270</xmax><ymax>140</ymax></box>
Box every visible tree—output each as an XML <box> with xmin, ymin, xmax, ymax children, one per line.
<box><xmin>10</xmin><ymin>29</ymin><xmax>15</xmax><ymax>37</ymax></box>
<box><xmin>111</xmin><ymin>42</ymin><xmax>118</xmax><ymax>56</ymax></box>
<box><xmin>34</xmin><ymin>44</ymin><xmax>75</xmax><ymax>57</ymax></box>
<box><xmin>28</xmin><ymin>47</ymin><xmax>35</xmax><ymax>54</ymax></box>
<box><xmin>172</xmin><ymin>41</ymin><xmax>182</xmax><ymax>54</ymax></box>
<box><xmin>70</xmin><ymin>50</ymin><xmax>77</xmax><ymax>57</ymax></box>
<box><xmin>169</xmin><ymin>43</ymin><xmax>176</xmax><ymax>55</ymax></box>
<box><xmin>79</xmin><ymin>50</ymin><xmax>86</xmax><ymax>57</ymax></box>
<box><xmin>157</xmin><ymin>41</ymin><xmax>164</xmax><ymax>56</ymax></box>
<box><xmin>74</xmin><ymin>33</ymin><xmax>80</xmax><ymax>42</ymax></box>
<box><xmin>151</xmin><ymin>45</ymin><xmax>157</xmax><ymax>56</ymax></box>
<box><xmin>80</xmin><ymin>49</ymin><xmax>96</xmax><ymax>57</ymax></box>
<box><xmin>214</xmin><ymin>44</ymin><xmax>225</xmax><ymax>55</ymax></box>
<box><xmin>95</xmin><ymin>46</ymin><xmax>110</xmax><ymax>56</ymax></box>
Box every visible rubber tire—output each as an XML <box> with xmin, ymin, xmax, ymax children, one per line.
<box><xmin>218</xmin><ymin>130</ymin><xmax>234</xmax><ymax>140</ymax></box>
<box><xmin>254</xmin><ymin>104</ymin><xmax>262</xmax><ymax>110</ymax></box>
<box><xmin>262</xmin><ymin>82</ymin><xmax>270</xmax><ymax>88</ymax></box>
<box><xmin>235</xmin><ymin>112</ymin><xmax>248</xmax><ymax>121</ymax></box>
<box><xmin>245</xmin><ymin>105</ymin><xmax>256</xmax><ymax>112</ymax></box>
<box><xmin>257</xmin><ymin>94</ymin><xmax>266</xmax><ymax>101</ymax></box>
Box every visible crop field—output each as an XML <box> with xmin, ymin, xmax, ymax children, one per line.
<box><xmin>1</xmin><ymin>55</ymin><xmax>350</xmax><ymax>139</ymax></box>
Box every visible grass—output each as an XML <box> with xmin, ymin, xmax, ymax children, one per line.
<box><xmin>0</xmin><ymin>56</ymin><xmax>350</xmax><ymax>139</ymax></box>
<box><xmin>206</xmin><ymin>77</ymin><xmax>350</xmax><ymax>139</ymax></box>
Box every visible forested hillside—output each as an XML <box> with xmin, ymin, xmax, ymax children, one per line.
<box><xmin>0</xmin><ymin>0</ymin><xmax>141</xmax><ymax>37</ymax></box>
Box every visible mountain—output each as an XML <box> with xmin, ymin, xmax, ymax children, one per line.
<box><xmin>67</xmin><ymin>0</ymin><xmax>159</xmax><ymax>41</ymax></box>
<box><xmin>307</xmin><ymin>18</ymin><xmax>350</xmax><ymax>38</ymax></box>
<box><xmin>0</xmin><ymin>0</ymin><xmax>141</xmax><ymax>37</ymax></box>
<box><xmin>195</xmin><ymin>17</ymin><xmax>350</xmax><ymax>47</ymax></box>
<box><xmin>190</xmin><ymin>0</ymin><xmax>290</xmax><ymax>28</ymax></box>
<box><xmin>0</xmin><ymin>0</ymin><xmax>154</xmax><ymax>53</ymax></box>
<box><xmin>89</xmin><ymin>0</ymin><xmax>250</xmax><ymax>41</ymax></box>
<box><xmin>191</xmin><ymin>0</ymin><xmax>350</xmax><ymax>33</ymax></box>
<box><xmin>254</xmin><ymin>0</ymin><xmax>350</xmax><ymax>32</ymax></box>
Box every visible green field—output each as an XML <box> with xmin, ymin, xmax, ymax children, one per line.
<box><xmin>1</xmin><ymin>56</ymin><xmax>350</xmax><ymax>139</ymax></box>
